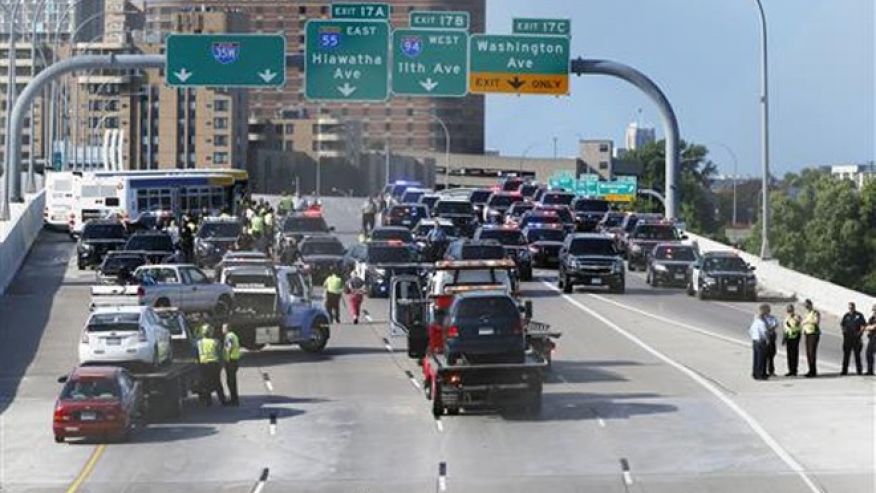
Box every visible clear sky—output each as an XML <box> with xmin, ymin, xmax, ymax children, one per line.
<box><xmin>483</xmin><ymin>0</ymin><xmax>875</xmax><ymax>177</ymax></box>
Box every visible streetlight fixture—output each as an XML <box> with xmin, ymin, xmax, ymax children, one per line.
<box><xmin>753</xmin><ymin>0</ymin><xmax>771</xmax><ymax>259</ymax></box>
<box><xmin>413</xmin><ymin>109</ymin><xmax>450</xmax><ymax>188</ymax></box>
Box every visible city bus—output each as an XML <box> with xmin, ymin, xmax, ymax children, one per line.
<box><xmin>65</xmin><ymin>169</ymin><xmax>248</xmax><ymax>237</ymax></box>
<box><xmin>44</xmin><ymin>171</ymin><xmax>82</xmax><ymax>228</ymax></box>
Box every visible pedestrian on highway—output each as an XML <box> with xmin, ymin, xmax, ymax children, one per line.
<box><xmin>196</xmin><ymin>326</ymin><xmax>227</xmax><ymax>407</ymax></box>
<box><xmin>361</xmin><ymin>196</ymin><xmax>377</xmax><ymax>233</ymax></box>
<box><xmin>865</xmin><ymin>304</ymin><xmax>876</xmax><ymax>376</ymax></box>
<box><xmin>222</xmin><ymin>323</ymin><xmax>241</xmax><ymax>406</ymax></box>
<box><xmin>802</xmin><ymin>299</ymin><xmax>821</xmax><ymax>378</ymax></box>
<box><xmin>764</xmin><ymin>306</ymin><xmax>779</xmax><ymax>376</ymax></box>
<box><xmin>749</xmin><ymin>304</ymin><xmax>771</xmax><ymax>380</ymax></box>
<box><xmin>782</xmin><ymin>304</ymin><xmax>802</xmax><ymax>376</ymax></box>
<box><xmin>345</xmin><ymin>272</ymin><xmax>366</xmax><ymax>324</ymax></box>
<box><xmin>323</xmin><ymin>269</ymin><xmax>344</xmax><ymax>323</ymax></box>
<box><xmin>840</xmin><ymin>301</ymin><xmax>866</xmax><ymax>375</ymax></box>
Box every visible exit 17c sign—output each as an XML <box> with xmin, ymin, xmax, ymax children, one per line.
<box><xmin>305</xmin><ymin>20</ymin><xmax>389</xmax><ymax>101</ymax></box>
<box><xmin>469</xmin><ymin>34</ymin><xmax>570</xmax><ymax>95</ymax></box>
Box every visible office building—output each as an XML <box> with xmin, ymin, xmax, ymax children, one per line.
<box><xmin>624</xmin><ymin>121</ymin><xmax>655</xmax><ymax>151</ymax></box>
<box><xmin>830</xmin><ymin>163</ymin><xmax>876</xmax><ymax>188</ymax></box>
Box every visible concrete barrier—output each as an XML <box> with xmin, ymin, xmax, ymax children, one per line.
<box><xmin>687</xmin><ymin>232</ymin><xmax>875</xmax><ymax>318</ymax></box>
<box><xmin>0</xmin><ymin>190</ymin><xmax>46</xmax><ymax>295</ymax></box>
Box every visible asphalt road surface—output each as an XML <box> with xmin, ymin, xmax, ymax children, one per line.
<box><xmin>0</xmin><ymin>200</ymin><xmax>872</xmax><ymax>492</ymax></box>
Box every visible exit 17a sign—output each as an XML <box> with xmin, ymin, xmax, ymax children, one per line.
<box><xmin>305</xmin><ymin>20</ymin><xmax>389</xmax><ymax>101</ymax></box>
<box><xmin>392</xmin><ymin>29</ymin><xmax>468</xmax><ymax>97</ymax></box>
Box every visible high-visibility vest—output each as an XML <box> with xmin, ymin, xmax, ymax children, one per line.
<box><xmin>224</xmin><ymin>332</ymin><xmax>241</xmax><ymax>362</ymax></box>
<box><xmin>197</xmin><ymin>323</ymin><xmax>211</xmax><ymax>339</ymax></box>
<box><xmin>324</xmin><ymin>275</ymin><xmax>344</xmax><ymax>295</ymax></box>
<box><xmin>197</xmin><ymin>337</ymin><xmax>220</xmax><ymax>364</ymax></box>
<box><xmin>802</xmin><ymin>310</ymin><xmax>820</xmax><ymax>334</ymax></box>
<box><xmin>784</xmin><ymin>315</ymin><xmax>802</xmax><ymax>339</ymax></box>
<box><xmin>250</xmin><ymin>215</ymin><xmax>265</xmax><ymax>235</ymax></box>
<box><xmin>264</xmin><ymin>212</ymin><xmax>274</xmax><ymax>227</ymax></box>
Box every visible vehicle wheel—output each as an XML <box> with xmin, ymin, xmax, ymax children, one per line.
<box><xmin>612</xmin><ymin>281</ymin><xmax>626</xmax><ymax>294</ymax></box>
<box><xmin>431</xmin><ymin>381</ymin><xmax>443</xmax><ymax>418</ymax></box>
<box><xmin>151</xmin><ymin>347</ymin><xmax>159</xmax><ymax>369</ymax></box>
<box><xmin>697</xmin><ymin>286</ymin><xmax>707</xmax><ymax>300</ymax></box>
<box><xmin>54</xmin><ymin>434</ymin><xmax>64</xmax><ymax>444</ymax></box>
<box><xmin>77</xmin><ymin>262</ymin><xmax>84</xmax><ymax>271</ymax></box>
<box><xmin>557</xmin><ymin>271</ymin><xmax>564</xmax><ymax>289</ymax></box>
<box><xmin>686</xmin><ymin>282</ymin><xmax>694</xmax><ymax>296</ymax></box>
<box><xmin>747</xmin><ymin>292</ymin><xmax>757</xmax><ymax>302</ymax></box>
<box><xmin>213</xmin><ymin>296</ymin><xmax>232</xmax><ymax>320</ymax></box>
<box><xmin>561</xmin><ymin>273</ymin><xmax>573</xmax><ymax>294</ymax></box>
<box><xmin>299</xmin><ymin>319</ymin><xmax>330</xmax><ymax>353</ymax></box>
<box><xmin>446</xmin><ymin>407</ymin><xmax>460</xmax><ymax>416</ymax></box>
<box><xmin>154</xmin><ymin>298</ymin><xmax>171</xmax><ymax>308</ymax></box>
<box><xmin>522</xmin><ymin>269</ymin><xmax>533</xmax><ymax>282</ymax></box>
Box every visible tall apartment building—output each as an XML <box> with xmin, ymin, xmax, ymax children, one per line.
<box><xmin>143</xmin><ymin>0</ymin><xmax>486</xmax><ymax>158</ymax></box>
<box><xmin>624</xmin><ymin>121</ymin><xmax>656</xmax><ymax>151</ymax></box>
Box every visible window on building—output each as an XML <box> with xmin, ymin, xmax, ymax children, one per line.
<box><xmin>214</xmin><ymin>135</ymin><xmax>228</xmax><ymax>147</ymax></box>
<box><xmin>299</xmin><ymin>6</ymin><xmax>306</xmax><ymax>14</ymax></box>
<box><xmin>285</xmin><ymin>124</ymin><xmax>294</xmax><ymax>134</ymax></box>
<box><xmin>214</xmin><ymin>117</ymin><xmax>228</xmax><ymax>129</ymax></box>
<box><xmin>214</xmin><ymin>100</ymin><xmax>229</xmax><ymax>112</ymax></box>
<box><xmin>384</xmin><ymin>123</ymin><xmax>391</xmax><ymax>131</ymax></box>
<box><xmin>213</xmin><ymin>152</ymin><xmax>228</xmax><ymax>164</ymax></box>
<box><xmin>599</xmin><ymin>161</ymin><xmax>609</xmax><ymax>169</ymax></box>
<box><xmin>599</xmin><ymin>144</ymin><xmax>609</xmax><ymax>152</ymax></box>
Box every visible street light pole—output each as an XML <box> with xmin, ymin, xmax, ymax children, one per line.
<box><xmin>754</xmin><ymin>0</ymin><xmax>771</xmax><ymax>259</ymax></box>
<box><xmin>1</xmin><ymin>0</ymin><xmax>23</xmax><ymax>217</ymax></box>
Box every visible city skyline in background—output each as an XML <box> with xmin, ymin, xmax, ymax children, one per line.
<box><xmin>483</xmin><ymin>0</ymin><xmax>875</xmax><ymax>177</ymax></box>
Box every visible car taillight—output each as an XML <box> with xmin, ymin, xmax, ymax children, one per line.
<box><xmin>53</xmin><ymin>405</ymin><xmax>69</xmax><ymax>422</ymax></box>
<box><xmin>138</xmin><ymin>329</ymin><xmax>147</xmax><ymax>342</ymax></box>
<box><xmin>80</xmin><ymin>332</ymin><xmax>89</xmax><ymax>344</ymax></box>
<box><xmin>434</xmin><ymin>295</ymin><xmax>453</xmax><ymax>310</ymax></box>
<box><xmin>446</xmin><ymin>325</ymin><xmax>459</xmax><ymax>339</ymax></box>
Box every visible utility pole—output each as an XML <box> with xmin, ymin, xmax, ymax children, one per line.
<box><xmin>754</xmin><ymin>0</ymin><xmax>772</xmax><ymax>259</ymax></box>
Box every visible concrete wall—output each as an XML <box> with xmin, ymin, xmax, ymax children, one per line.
<box><xmin>0</xmin><ymin>190</ymin><xmax>46</xmax><ymax>295</ymax></box>
<box><xmin>687</xmin><ymin>232</ymin><xmax>876</xmax><ymax>318</ymax></box>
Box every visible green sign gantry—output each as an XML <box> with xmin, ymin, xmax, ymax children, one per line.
<box><xmin>391</xmin><ymin>28</ymin><xmax>468</xmax><ymax>97</ymax></box>
<box><xmin>165</xmin><ymin>34</ymin><xmax>286</xmax><ymax>87</ymax></box>
<box><xmin>305</xmin><ymin>20</ymin><xmax>390</xmax><ymax>101</ymax></box>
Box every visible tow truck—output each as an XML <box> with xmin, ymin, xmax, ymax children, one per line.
<box><xmin>390</xmin><ymin>259</ymin><xmax>559</xmax><ymax>417</ymax></box>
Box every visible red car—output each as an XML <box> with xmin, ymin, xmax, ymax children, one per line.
<box><xmin>53</xmin><ymin>366</ymin><xmax>142</xmax><ymax>443</ymax></box>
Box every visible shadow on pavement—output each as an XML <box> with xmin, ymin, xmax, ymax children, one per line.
<box><xmin>239</xmin><ymin>345</ymin><xmax>390</xmax><ymax>368</ymax></box>
<box><xmin>505</xmin><ymin>391</ymin><xmax>676</xmax><ymax>422</ymax></box>
<box><xmin>0</xmin><ymin>230</ymin><xmax>72</xmax><ymax>415</ymax></box>
<box><xmin>155</xmin><ymin>394</ymin><xmax>322</xmax><ymax>426</ymax></box>
<box><xmin>546</xmin><ymin>360</ymin><xmax>644</xmax><ymax>384</ymax></box>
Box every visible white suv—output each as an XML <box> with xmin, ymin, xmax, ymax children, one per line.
<box><xmin>79</xmin><ymin>306</ymin><xmax>172</xmax><ymax>368</ymax></box>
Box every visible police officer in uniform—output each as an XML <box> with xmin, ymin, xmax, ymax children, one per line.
<box><xmin>782</xmin><ymin>304</ymin><xmax>802</xmax><ymax>376</ymax></box>
<box><xmin>840</xmin><ymin>301</ymin><xmax>866</xmax><ymax>375</ymax></box>
<box><xmin>323</xmin><ymin>269</ymin><xmax>344</xmax><ymax>323</ymax></box>
<box><xmin>802</xmin><ymin>299</ymin><xmax>821</xmax><ymax>378</ymax></box>
<box><xmin>749</xmin><ymin>304</ymin><xmax>771</xmax><ymax>380</ymax></box>
<box><xmin>222</xmin><ymin>323</ymin><xmax>241</xmax><ymax>406</ymax></box>
<box><xmin>196</xmin><ymin>326</ymin><xmax>227</xmax><ymax>406</ymax></box>
<box><xmin>865</xmin><ymin>304</ymin><xmax>876</xmax><ymax>376</ymax></box>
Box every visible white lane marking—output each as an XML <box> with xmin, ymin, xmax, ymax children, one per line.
<box><xmin>385</xmin><ymin>344</ymin><xmax>393</xmax><ymax>352</ymax></box>
<box><xmin>437</xmin><ymin>462</ymin><xmax>448</xmax><ymax>491</ymax></box>
<box><xmin>435</xmin><ymin>419</ymin><xmax>444</xmax><ymax>432</ymax></box>
<box><xmin>410</xmin><ymin>377</ymin><xmax>422</xmax><ymax>389</ymax></box>
<box><xmin>543</xmin><ymin>281</ymin><xmax>824</xmax><ymax>493</ymax></box>
<box><xmin>269</xmin><ymin>423</ymin><xmax>276</xmax><ymax>436</ymax></box>
<box><xmin>586</xmin><ymin>292</ymin><xmax>841</xmax><ymax>370</ymax></box>
<box><xmin>365</xmin><ymin>314</ymin><xmax>374</xmax><ymax>323</ymax></box>
<box><xmin>264</xmin><ymin>380</ymin><xmax>273</xmax><ymax>393</ymax></box>
<box><xmin>557</xmin><ymin>374</ymin><xmax>569</xmax><ymax>384</ymax></box>
<box><xmin>251</xmin><ymin>468</ymin><xmax>269</xmax><ymax>493</ymax></box>
<box><xmin>597</xmin><ymin>417</ymin><xmax>606</xmax><ymax>428</ymax></box>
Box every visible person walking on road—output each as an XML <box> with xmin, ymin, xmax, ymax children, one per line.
<box><xmin>222</xmin><ymin>323</ymin><xmax>241</xmax><ymax>406</ymax></box>
<box><xmin>782</xmin><ymin>304</ymin><xmax>802</xmax><ymax>376</ymax></box>
<box><xmin>345</xmin><ymin>272</ymin><xmax>366</xmax><ymax>324</ymax></box>
<box><xmin>802</xmin><ymin>299</ymin><xmax>821</xmax><ymax>378</ymax></box>
<box><xmin>840</xmin><ymin>302</ymin><xmax>866</xmax><ymax>375</ymax></box>
<box><xmin>323</xmin><ymin>269</ymin><xmax>344</xmax><ymax>324</ymax></box>
<box><xmin>764</xmin><ymin>305</ymin><xmax>779</xmax><ymax>376</ymax></box>
<box><xmin>749</xmin><ymin>304</ymin><xmax>771</xmax><ymax>380</ymax></box>
<box><xmin>361</xmin><ymin>196</ymin><xmax>377</xmax><ymax>234</ymax></box>
<box><xmin>865</xmin><ymin>305</ymin><xmax>876</xmax><ymax>376</ymax></box>
<box><xmin>196</xmin><ymin>326</ymin><xmax>227</xmax><ymax>407</ymax></box>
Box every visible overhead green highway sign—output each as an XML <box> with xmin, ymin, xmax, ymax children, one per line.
<box><xmin>305</xmin><ymin>20</ymin><xmax>390</xmax><ymax>101</ymax></box>
<box><xmin>165</xmin><ymin>34</ymin><xmax>286</xmax><ymax>87</ymax></box>
<box><xmin>469</xmin><ymin>34</ymin><xmax>570</xmax><ymax>95</ymax></box>
<box><xmin>391</xmin><ymin>28</ymin><xmax>468</xmax><ymax>97</ymax></box>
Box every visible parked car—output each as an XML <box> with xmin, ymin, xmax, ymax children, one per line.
<box><xmin>626</xmin><ymin>220</ymin><xmax>686</xmax><ymax>271</ymax></box>
<box><xmin>123</xmin><ymin>230</ymin><xmax>176</xmax><ymax>264</ymax></box>
<box><xmin>482</xmin><ymin>192</ymin><xmax>523</xmax><ymax>224</ymax></box>
<box><xmin>443</xmin><ymin>292</ymin><xmax>526</xmax><ymax>365</ymax></box>
<box><xmin>78</xmin><ymin>306</ymin><xmax>173</xmax><ymax>368</ymax></box>
<box><xmin>194</xmin><ymin>216</ymin><xmax>243</xmax><ymax>268</ymax></box>
<box><xmin>571</xmin><ymin>198</ymin><xmax>610</xmax><ymax>232</ymax></box>
<box><xmin>473</xmin><ymin>225</ymin><xmax>532</xmax><ymax>281</ymax></box>
<box><xmin>557</xmin><ymin>233</ymin><xmax>625</xmax><ymax>293</ymax></box>
<box><xmin>96</xmin><ymin>251</ymin><xmax>149</xmax><ymax>284</ymax></box>
<box><xmin>523</xmin><ymin>223</ymin><xmax>567</xmax><ymax>268</ymax></box>
<box><xmin>297</xmin><ymin>234</ymin><xmax>346</xmax><ymax>283</ymax></box>
<box><xmin>77</xmin><ymin>220</ymin><xmax>128</xmax><ymax>270</ymax></box>
<box><xmin>443</xmin><ymin>239</ymin><xmax>506</xmax><ymax>261</ymax></box>
<box><xmin>53</xmin><ymin>366</ymin><xmax>143</xmax><ymax>443</ymax></box>
<box><xmin>687</xmin><ymin>251</ymin><xmax>757</xmax><ymax>301</ymax></box>
<box><xmin>432</xmin><ymin>199</ymin><xmax>479</xmax><ymax>237</ymax></box>
<box><xmin>383</xmin><ymin>204</ymin><xmax>430</xmax><ymax>229</ymax></box>
<box><xmin>646</xmin><ymin>243</ymin><xmax>698</xmax><ymax>288</ymax></box>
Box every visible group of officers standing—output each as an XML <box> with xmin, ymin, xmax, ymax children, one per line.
<box><xmin>750</xmin><ymin>299</ymin><xmax>876</xmax><ymax>380</ymax></box>
<box><xmin>194</xmin><ymin>322</ymin><xmax>241</xmax><ymax>407</ymax></box>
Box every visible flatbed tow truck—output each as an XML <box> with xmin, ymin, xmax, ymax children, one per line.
<box><xmin>390</xmin><ymin>259</ymin><xmax>560</xmax><ymax>416</ymax></box>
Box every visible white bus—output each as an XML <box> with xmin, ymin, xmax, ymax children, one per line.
<box><xmin>44</xmin><ymin>171</ymin><xmax>82</xmax><ymax>228</ymax></box>
<box><xmin>67</xmin><ymin>170</ymin><xmax>248</xmax><ymax>237</ymax></box>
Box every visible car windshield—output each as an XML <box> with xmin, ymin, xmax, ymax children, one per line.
<box><xmin>470</xmin><ymin>190</ymin><xmax>492</xmax><ymax>203</ymax></box>
<box><xmin>455</xmin><ymin>296</ymin><xmax>518</xmax><ymax>318</ymax></box>
<box><xmin>367</xmin><ymin>246</ymin><xmax>415</xmax><ymax>263</ymax></box>
<box><xmin>100</xmin><ymin>255</ymin><xmax>146</xmax><ymax>273</ymax></box>
<box><xmin>415</xmin><ymin>224</ymin><xmax>456</xmax><ymax>237</ymax></box>
<box><xmin>542</xmin><ymin>193</ymin><xmax>574</xmax><ymax>205</ymax></box>
<box><xmin>300</xmin><ymin>241</ymin><xmax>345</xmax><ymax>256</ymax></box>
<box><xmin>654</xmin><ymin>246</ymin><xmax>697</xmax><ymax>261</ymax></box>
<box><xmin>125</xmin><ymin>234</ymin><xmax>173</xmax><ymax>251</ymax></box>
<box><xmin>61</xmin><ymin>378</ymin><xmax>119</xmax><ymax>400</ymax></box>
<box><xmin>402</xmin><ymin>191</ymin><xmax>425</xmax><ymax>203</ymax></box>
<box><xmin>574</xmin><ymin>200</ymin><xmax>610</xmax><ymax>212</ymax></box>
<box><xmin>434</xmin><ymin>201</ymin><xmax>472</xmax><ymax>215</ymax></box>
<box><xmin>633</xmin><ymin>224</ymin><xmax>679</xmax><ymax>240</ymax></box>
<box><xmin>283</xmin><ymin>216</ymin><xmax>329</xmax><ymax>233</ymax></box>
<box><xmin>508</xmin><ymin>203</ymin><xmax>534</xmax><ymax>216</ymax></box>
<box><xmin>519</xmin><ymin>184</ymin><xmax>538</xmax><ymax>197</ymax></box>
<box><xmin>602</xmin><ymin>214</ymin><xmax>625</xmax><ymax>227</ymax></box>
<box><xmin>389</xmin><ymin>205</ymin><xmax>428</xmax><ymax>220</ymax></box>
<box><xmin>420</xmin><ymin>196</ymin><xmax>440</xmax><ymax>209</ymax></box>
<box><xmin>87</xmin><ymin>312</ymin><xmax>140</xmax><ymax>332</ymax></box>
<box><xmin>198</xmin><ymin>222</ymin><xmax>242</xmax><ymax>239</ymax></box>
<box><xmin>527</xmin><ymin>229</ymin><xmax>566</xmax><ymax>242</ymax></box>
<box><xmin>458</xmin><ymin>244</ymin><xmax>506</xmax><ymax>260</ymax></box>
<box><xmin>225</xmin><ymin>268</ymin><xmax>277</xmax><ymax>287</ymax></box>
<box><xmin>478</xmin><ymin>229</ymin><xmax>526</xmax><ymax>246</ymax></box>
<box><xmin>488</xmin><ymin>195</ymin><xmax>520</xmax><ymax>208</ymax></box>
<box><xmin>569</xmin><ymin>238</ymin><xmax>617</xmax><ymax>256</ymax></box>
<box><xmin>371</xmin><ymin>229</ymin><xmax>414</xmax><ymax>243</ymax></box>
<box><xmin>704</xmin><ymin>256</ymin><xmax>749</xmax><ymax>272</ymax></box>
<box><xmin>501</xmin><ymin>180</ymin><xmax>523</xmax><ymax>192</ymax></box>
<box><xmin>83</xmin><ymin>223</ymin><xmax>126</xmax><ymax>239</ymax></box>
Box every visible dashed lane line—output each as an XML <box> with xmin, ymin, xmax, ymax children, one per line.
<box><xmin>542</xmin><ymin>281</ymin><xmax>825</xmax><ymax>493</ymax></box>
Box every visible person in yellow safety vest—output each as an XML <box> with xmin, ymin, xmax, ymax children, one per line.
<box><xmin>249</xmin><ymin>213</ymin><xmax>265</xmax><ymax>237</ymax></box>
<box><xmin>197</xmin><ymin>322</ymin><xmax>212</xmax><ymax>340</ymax></box>
<box><xmin>782</xmin><ymin>304</ymin><xmax>802</xmax><ymax>376</ymax></box>
<box><xmin>222</xmin><ymin>323</ymin><xmax>241</xmax><ymax>406</ymax></box>
<box><xmin>801</xmin><ymin>299</ymin><xmax>821</xmax><ymax>378</ymax></box>
<box><xmin>323</xmin><ymin>270</ymin><xmax>344</xmax><ymax>324</ymax></box>
<box><xmin>196</xmin><ymin>326</ymin><xmax>227</xmax><ymax>406</ymax></box>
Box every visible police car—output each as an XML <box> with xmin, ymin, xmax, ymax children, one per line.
<box><xmin>522</xmin><ymin>223</ymin><xmax>567</xmax><ymax>268</ymax></box>
<box><xmin>344</xmin><ymin>240</ymin><xmax>421</xmax><ymax>297</ymax></box>
<box><xmin>472</xmin><ymin>225</ymin><xmax>533</xmax><ymax>281</ymax></box>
